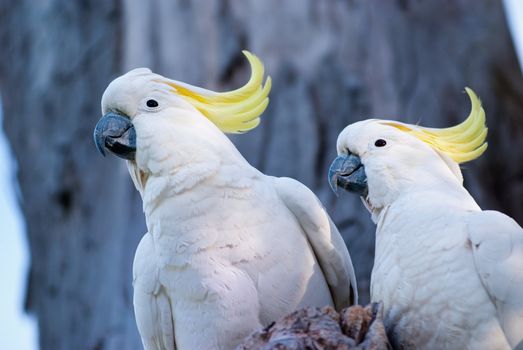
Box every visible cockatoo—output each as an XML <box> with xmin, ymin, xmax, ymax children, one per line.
<box><xmin>93</xmin><ymin>51</ymin><xmax>357</xmax><ymax>350</ymax></box>
<box><xmin>328</xmin><ymin>88</ymin><xmax>523</xmax><ymax>350</ymax></box>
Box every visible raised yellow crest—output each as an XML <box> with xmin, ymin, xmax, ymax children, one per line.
<box><xmin>162</xmin><ymin>51</ymin><xmax>271</xmax><ymax>133</ymax></box>
<box><xmin>382</xmin><ymin>88</ymin><xmax>488</xmax><ymax>163</ymax></box>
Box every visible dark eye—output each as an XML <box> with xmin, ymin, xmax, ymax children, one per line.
<box><xmin>146</xmin><ymin>99</ymin><xmax>159</xmax><ymax>108</ymax></box>
<box><xmin>375</xmin><ymin>139</ymin><xmax>387</xmax><ymax>147</ymax></box>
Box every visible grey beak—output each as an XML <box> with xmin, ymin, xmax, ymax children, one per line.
<box><xmin>94</xmin><ymin>112</ymin><xmax>136</xmax><ymax>160</ymax></box>
<box><xmin>328</xmin><ymin>153</ymin><xmax>368</xmax><ymax>197</ymax></box>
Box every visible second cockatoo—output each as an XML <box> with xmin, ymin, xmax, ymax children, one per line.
<box><xmin>93</xmin><ymin>51</ymin><xmax>357</xmax><ymax>350</ymax></box>
<box><xmin>328</xmin><ymin>88</ymin><xmax>523</xmax><ymax>349</ymax></box>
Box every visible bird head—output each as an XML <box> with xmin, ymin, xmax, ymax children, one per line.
<box><xmin>94</xmin><ymin>51</ymin><xmax>271</xmax><ymax>190</ymax></box>
<box><xmin>329</xmin><ymin>88</ymin><xmax>487</xmax><ymax>211</ymax></box>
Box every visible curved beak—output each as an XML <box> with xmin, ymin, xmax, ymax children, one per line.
<box><xmin>328</xmin><ymin>153</ymin><xmax>368</xmax><ymax>197</ymax></box>
<box><xmin>93</xmin><ymin>112</ymin><xmax>136</xmax><ymax>160</ymax></box>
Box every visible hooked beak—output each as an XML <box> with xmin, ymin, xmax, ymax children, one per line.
<box><xmin>94</xmin><ymin>112</ymin><xmax>136</xmax><ymax>160</ymax></box>
<box><xmin>328</xmin><ymin>153</ymin><xmax>368</xmax><ymax>197</ymax></box>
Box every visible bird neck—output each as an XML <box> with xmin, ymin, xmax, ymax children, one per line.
<box><xmin>372</xmin><ymin>183</ymin><xmax>481</xmax><ymax>228</ymax></box>
<box><xmin>133</xmin><ymin>142</ymin><xmax>260</xmax><ymax>215</ymax></box>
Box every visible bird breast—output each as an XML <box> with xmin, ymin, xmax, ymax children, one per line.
<box><xmin>371</xmin><ymin>202</ymin><xmax>507</xmax><ymax>349</ymax></box>
<box><xmin>139</xmin><ymin>173</ymin><xmax>334</xmax><ymax>324</ymax></box>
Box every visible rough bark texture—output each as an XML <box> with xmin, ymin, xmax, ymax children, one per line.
<box><xmin>0</xmin><ymin>1</ymin><xmax>522</xmax><ymax>349</ymax></box>
<box><xmin>236</xmin><ymin>303</ymin><xmax>389</xmax><ymax>350</ymax></box>
<box><xmin>0</xmin><ymin>1</ymin><xmax>144</xmax><ymax>349</ymax></box>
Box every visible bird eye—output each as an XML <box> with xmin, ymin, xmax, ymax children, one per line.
<box><xmin>375</xmin><ymin>139</ymin><xmax>387</xmax><ymax>147</ymax></box>
<box><xmin>146</xmin><ymin>99</ymin><xmax>159</xmax><ymax>108</ymax></box>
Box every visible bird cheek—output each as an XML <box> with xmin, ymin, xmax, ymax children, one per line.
<box><xmin>366</xmin><ymin>168</ymin><xmax>398</xmax><ymax>208</ymax></box>
<box><xmin>363</xmin><ymin>162</ymin><xmax>382</xmax><ymax>193</ymax></box>
<box><xmin>130</xmin><ymin>128</ymin><xmax>150</xmax><ymax>173</ymax></box>
<box><xmin>133</xmin><ymin>146</ymin><xmax>147</xmax><ymax>172</ymax></box>
<box><xmin>134</xmin><ymin>138</ymin><xmax>162</xmax><ymax>175</ymax></box>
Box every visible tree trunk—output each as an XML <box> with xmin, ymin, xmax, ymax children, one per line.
<box><xmin>0</xmin><ymin>1</ymin><xmax>144</xmax><ymax>349</ymax></box>
<box><xmin>0</xmin><ymin>1</ymin><xmax>521</xmax><ymax>349</ymax></box>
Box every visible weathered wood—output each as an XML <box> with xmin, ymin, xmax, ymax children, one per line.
<box><xmin>236</xmin><ymin>303</ymin><xmax>389</xmax><ymax>350</ymax></box>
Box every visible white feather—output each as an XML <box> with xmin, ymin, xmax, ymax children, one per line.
<box><xmin>467</xmin><ymin>211</ymin><xmax>523</xmax><ymax>349</ymax></box>
<box><xmin>335</xmin><ymin>119</ymin><xmax>522</xmax><ymax>349</ymax></box>
<box><xmin>103</xmin><ymin>69</ymin><xmax>358</xmax><ymax>350</ymax></box>
<box><xmin>133</xmin><ymin>233</ymin><xmax>175</xmax><ymax>350</ymax></box>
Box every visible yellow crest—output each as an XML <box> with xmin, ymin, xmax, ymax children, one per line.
<box><xmin>162</xmin><ymin>51</ymin><xmax>271</xmax><ymax>133</ymax></box>
<box><xmin>382</xmin><ymin>88</ymin><xmax>488</xmax><ymax>163</ymax></box>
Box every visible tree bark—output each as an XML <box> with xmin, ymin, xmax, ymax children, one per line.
<box><xmin>236</xmin><ymin>303</ymin><xmax>389</xmax><ymax>350</ymax></box>
<box><xmin>0</xmin><ymin>1</ymin><xmax>144</xmax><ymax>349</ymax></box>
<box><xmin>0</xmin><ymin>1</ymin><xmax>522</xmax><ymax>349</ymax></box>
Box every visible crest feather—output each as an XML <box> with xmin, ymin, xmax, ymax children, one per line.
<box><xmin>383</xmin><ymin>87</ymin><xmax>488</xmax><ymax>163</ymax></box>
<box><xmin>163</xmin><ymin>51</ymin><xmax>271</xmax><ymax>133</ymax></box>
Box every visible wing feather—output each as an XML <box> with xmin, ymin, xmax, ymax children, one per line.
<box><xmin>133</xmin><ymin>233</ymin><xmax>176</xmax><ymax>350</ymax></box>
<box><xmin>273</xmin><ymin>177</ymin><xmax>358</xmax><ymax>309</ymax></box>
<box><xmin>467</xmin><ymin>210</ymin><xmax>523</xmax><ymax>348</ymax></box>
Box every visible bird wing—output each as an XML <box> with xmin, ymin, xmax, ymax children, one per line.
<box><xmin>133</xmin><ymin>233</ymin><xmax>176</xmax><ymax>350</ymax></box>
<box><xmin>272</xmin><ymin>176</ymin><xmax>358</xmax><ymax>309</ymax></box>
<box><xmin>467</xmin><ymin>210</ymin><xmax>523</xmax><ymax>348</ymax></box>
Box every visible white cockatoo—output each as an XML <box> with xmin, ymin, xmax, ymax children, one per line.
<box><xmin>94</xmin><ymin>51</ymin><xmax>357</xmax><ymax>350</ymax></box>
<box><xmin>328</xmin><ymin>88</ymin><xmax>523</xmax><ymax>350</ymax></box>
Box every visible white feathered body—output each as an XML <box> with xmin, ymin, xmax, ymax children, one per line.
<box><xmin>130</xmin><ymin>111</ymin><xmax>355</xmax><ymax>350</ymax></box>
<box><xmin>371</xmin><ymin>188</ymin><xmax>520</xmax><ymax>350</ymax></box>
<box><xmin>98</xmin><ymin>60</ymin><xmax>356</xmax><ymax>350</ymax></box>
<box><xmin>333</xmin><ymin>97</ymin><xmax>523</xmax><ymax>350</ymax></box>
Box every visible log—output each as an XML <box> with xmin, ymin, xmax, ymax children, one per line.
<box><xmin>237</xmin><ymin>303</ymin><xmax>390</xmax><ymax>350</ymax></box>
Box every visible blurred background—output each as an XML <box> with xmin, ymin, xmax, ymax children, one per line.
<box><xmin>1</xmin><ymin>1</ymin><xmax>522</xmax><ymax>349</ymax></box>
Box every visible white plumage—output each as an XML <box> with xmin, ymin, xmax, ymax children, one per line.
<box><xmin>331</xmin><ymin>90</ymin><xmax>523</xmax><ymax>349</ymax></box>
<box><xmin>98</xmin><ymin>57</ymin><xmax>357</xmax><ymax>350</ymax></box>
<box><xmin>370</xmin><ymin>190</ymin><xmax>522</xmax><ymax>349</ymax></box>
